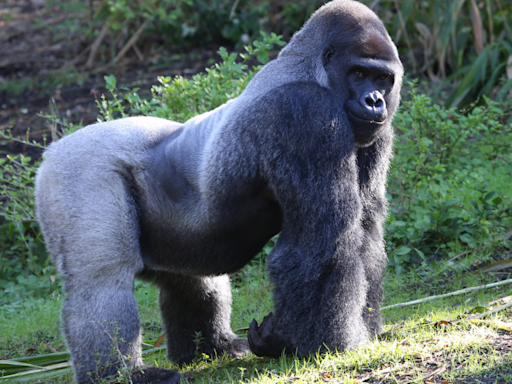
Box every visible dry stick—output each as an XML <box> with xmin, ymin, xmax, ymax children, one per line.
<box><xmin>489</xmin><ymin>295</ymin><xmax>512</xmax><ymax>306</ymax></box>
<box><xmin>85</xmin><ymin>22</ymin><xmax>110</xmax><ymax>68</ymax></box>
<box><xmin>469</xmin><ymin>300</ymin><xmax>512</xmax><ymax>320</ymax></box>
<box><xmin>376</xmin><ymin>372</ymin><xmax>390</xmax><ymax>384</ymax></box>
<box><xmin>132</xmin><ymin>43</ymin><xmax>144</xmax><ymax>62</ymax></box>
<box><xmin>469</xmin><ymin>0</ymin><xmax>485</xmax><ymax>54</ymax></box>
<box><xmin>449</xmin><ymin>245</ymin><xmax>488</xmax><ymax>261</ymax></box>
<box><xmin>382</xmin><ymin>278</ymin><xmax>512</xmax><ymax>310</ymax></box>
<box><xmin>422</xmin><ymin>365</ymin><xmax>447</xmax><ymax>381</ymax></box>
<box><xmin>114</xmin><ymin>19</ymin><xmax>150</xmax><ymax>64</ymax></box>
<box><xmin>57</xmin><ymin>45</ymin><xmax>91</xmax><ymax>71</ymax></box>
<box><xmin>486</xmin><ymin>0</ymin><xmax>494</xmax><ymax>44</ymax></box>
<box><xmin>229</xmin><ymin>0</ymin><xmax>241</xmax><ymax>20</ymax></box>
<box><xmin>392</xmin><ymin>0</ymin><xmax>417</xmax><ymax>72</ymax></box>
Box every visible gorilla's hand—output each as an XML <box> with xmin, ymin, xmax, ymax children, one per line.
<box><xmin>248</xmin><ymin>313</ymin><xmax>288</xmax><ymax>357</ymax></box>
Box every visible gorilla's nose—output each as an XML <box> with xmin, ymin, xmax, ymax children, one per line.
<box><xmin>359</xmin><ymin>91</ymin><xmax>386</xmax><ymax>121</ymax></box>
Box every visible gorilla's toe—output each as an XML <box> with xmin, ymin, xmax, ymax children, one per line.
<box><xmin>130</xmin><ymin>366</ymin><xmax>191</xmax><ymax>383</ymax></box>
<box><xmin>226</xmin><ymin>337</ymin><xmax>250</xmax><ymax>358</ymax></box>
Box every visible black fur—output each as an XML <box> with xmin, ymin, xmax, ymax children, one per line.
<box><xmin>35</xmin><ymin>0</ymin><xmax>402</xmax><ymax>382</ymax></box>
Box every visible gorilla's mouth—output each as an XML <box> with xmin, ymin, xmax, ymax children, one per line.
<box><xmin>348</xmin><ymin>111</ymin><xmax>386</xmax><ymax>135</ymax></box>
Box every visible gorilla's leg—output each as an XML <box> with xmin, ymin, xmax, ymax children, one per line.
<box><xmin>62</xmin><ymin>279</ymin><xmax>142</xmax><ymax>383</ymax></box>
<box><xmin>36</xmin><ymin>157</ymin><xmax>180</xmax><ymax>383</ymax></box>
<box><xmin>155</xmin><ymin>273</ymin><xmax>249</xmax><ymax>364</ymax></box>
<box><xmin>264</xmin><ymin>245</ymin><xmax>370</xmax><ymax>356</ymax></box>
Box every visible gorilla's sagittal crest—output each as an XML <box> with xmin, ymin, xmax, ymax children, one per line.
<box><xmin>35</xmin><ymin>0</ymin><xmax>403</xmax><ymax>382</ymax></box>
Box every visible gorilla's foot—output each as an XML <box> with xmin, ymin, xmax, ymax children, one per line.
<box><xmin>225</xmin><ymin>337</ymin><xmax>250</xmax><ymax>359</ymax></box>
<box><xmin>129</xmin><ymin>366</ymin><xmax>190</xmax><ymax>384</ymax></box>
<box><xmin>248</xmin><ymin>313</ymin><xmax>288</xmax><ymax>358</ymax></box>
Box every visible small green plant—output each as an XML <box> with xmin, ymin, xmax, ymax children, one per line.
<box><xmin>193</xmin><ymin>331</ymin><xmax>207</xmax><ymax>361</ymax></box>
<box><xmin>0</xmin><ymin>155</ymin><xmax>60</xmax><ymax>305</ymax></box>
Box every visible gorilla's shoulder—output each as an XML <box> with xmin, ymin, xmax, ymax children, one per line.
<box><xmin>248</xmin><ymin>81</ymin><xmax>338</xmax><ymax>124</ymax></box>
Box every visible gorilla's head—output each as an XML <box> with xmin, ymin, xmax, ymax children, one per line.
<box><xmin>282</xmin><ymin>0</ymin><xmax>403</xmax><ymax>147</ymax></box>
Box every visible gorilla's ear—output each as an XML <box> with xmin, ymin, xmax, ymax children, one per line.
<box><xmin>322</xmin><ymin>46</ymin><xmax>335</xmax><ymax>66</ymax></box>
<box><xmin>315</xmin><ymin>55</ymin><xmax>329</xmax><ymax>88</ymax></box>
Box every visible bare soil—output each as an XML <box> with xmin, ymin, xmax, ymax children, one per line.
<box><xmin>0</xmin><ymin>0</ymin><xmax>223</xmax><ymax>159</ymax></box>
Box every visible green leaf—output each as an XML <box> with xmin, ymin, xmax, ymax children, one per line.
<box><xmin>104</xmin><ymin>75</ymin><xmax>117</xmax><ymax>91</ymax></box>
<box><xmin>395</xmin><ymin>246</ymin><xmax>412</xmax><ymax>256</ymax></box>
<box><xmin>256</xmin><ymin>50</ymin><xmax>269</xmax><ymax>65</ymax></box>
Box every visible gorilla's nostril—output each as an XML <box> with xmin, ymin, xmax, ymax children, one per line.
<box><xmin>365</xmin><ymin>96</ymin><xmax>374</xmax><ymax>106</ymax></box>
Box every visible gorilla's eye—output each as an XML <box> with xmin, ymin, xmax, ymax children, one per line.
<box><xmin>323</xmin><ymin>48</ymin><xmax>335</xmax><ymax>65</ymax></box>
<box><xmin>378</xmin><ymin>74</ymin><xmax>392</xmax><ymax>81</ymax></box>
<box><xmin>353</xmin><ymin>70</ymin><xmax>364</xmax><ymax>78</ymax></box>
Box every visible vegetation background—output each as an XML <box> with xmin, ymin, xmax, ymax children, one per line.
<box><xmin>0</xmin><ymin>0</ymin><xmax>512</xmax><ymax>383</ymax></box>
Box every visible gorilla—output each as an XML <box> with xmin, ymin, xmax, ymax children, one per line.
<box><xmin>35</xmin><ymin>1</ymin><xmax>402</xmax><ymax>382</ymax></box>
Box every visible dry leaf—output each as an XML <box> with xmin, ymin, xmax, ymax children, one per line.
<box><xmin>154</xmin><ymin>333</ymin><xmax>166</xmax><ymax>348</ymax></box>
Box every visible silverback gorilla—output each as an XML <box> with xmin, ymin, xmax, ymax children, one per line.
<box><xmin>35</xmin><ymin>1</ymin><xmax>403</xmax><ymax>382</ymax></box>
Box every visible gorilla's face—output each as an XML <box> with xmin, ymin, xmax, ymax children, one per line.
<box><xmin>320</xmin><ymin>9</ymin><xmax>403</xmax><ymax>147</ymax></box>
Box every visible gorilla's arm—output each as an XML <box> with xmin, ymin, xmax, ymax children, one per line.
<box><xmin>357</xmin><ymin>130</ymin><xmax>393</xmax><ymax>336</ymax></box>
<box><xmin>248</xmin><ymin>83</ymin><xmax>369</xmax><ymax>356</ymax></box>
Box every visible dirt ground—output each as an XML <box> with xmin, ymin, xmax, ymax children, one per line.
<box><xmin>0</xmin><ymin>0</ymin><xmax>223</xmax><ymax>159</ymax></box>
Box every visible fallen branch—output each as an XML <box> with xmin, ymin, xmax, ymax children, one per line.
<box><xmin>449</xmin><ymin>245</ymin><xmax>488</xmax><ymax>261</ymax></box>
<box><xmin>469</xmin><ymin>300</ymin><xmax>512</xmax><ymax>320</ymax></box>
<box><xmin>114</xmin><ymin>19</ymin><xmax>150</xmax><ymax>64</ymax></box>
<box><xmin>422</xmin><ymin>364</ymin><xmax>446</xmax><ymax>381</ymax></box>
<box><xmin>57</xmin><ymin>44</ymin><xmax>91</xmax><ymax>71</ymax></box>
<box><xmin>382</xmin><ymin>279</ymin><xmax>512</xmax><ymax>310</ymax></box>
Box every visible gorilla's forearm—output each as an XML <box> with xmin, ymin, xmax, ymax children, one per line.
<box><xmin>251</xmin><ymin>179</ymin><xmax>369</xmax><ymax>356</ymax></box>
<box><xmin>356</xmin><ymin>132</ymin><xmax>394</xmax><ymax>335</ymax></box>
<box><xmin>266</xmin><ymin>236</ymin><xmax>369</xmax><ymax>355</ymax></box>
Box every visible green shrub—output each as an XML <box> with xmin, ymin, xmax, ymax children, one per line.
<box><xmin>0</xmin><ymin>156</ymin><xmax>60</xmax><ymax>305</ymax></box>
<box><xmin>387</xmin><ymin>87</ymin><xmax>512</xmax><ymax>274</ymax></box>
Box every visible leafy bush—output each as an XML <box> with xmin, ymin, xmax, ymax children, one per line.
<box><xmin>0</xmin><ymin>156</ymin><xmax>60</xmax><ymax>305</ymax></box>
<box><xmin>387</xmin><ymin>87</ymin><xmax>512</xmax><ymax>274</ymax></box>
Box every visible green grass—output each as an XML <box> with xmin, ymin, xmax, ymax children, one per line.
<box><xmin>1</xmin><ymin>253</ymin><xmax>511</xmax><ymax>383</ymax></box>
